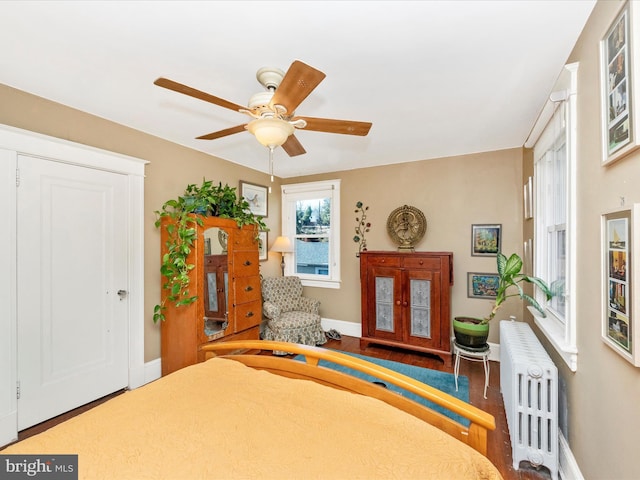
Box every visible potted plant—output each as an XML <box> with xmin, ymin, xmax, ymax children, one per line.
<box><xmin>453</xmin><ymin>252</ymin><xmax>553</xmax><ymax>347</ymax></box>
<box><xmin>153</xmin><ymin>179</ymin><xmax>267</xmax><ymax>323</ymax></box>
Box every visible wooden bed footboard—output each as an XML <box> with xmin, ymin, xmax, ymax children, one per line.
<box><xmin>202</xmin><ymin>340</ymin><xmax>496</xmax><ymax>455</ymax></box>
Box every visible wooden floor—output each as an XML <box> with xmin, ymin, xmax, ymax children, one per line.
<box><xmin>13</xmin><ymin>335</ymin><xmax>553</xmax><ymax>480</ymax></box>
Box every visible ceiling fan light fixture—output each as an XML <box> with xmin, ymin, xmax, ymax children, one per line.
<box><xmin>247</xmin><ymin>117</ymin><xmax>294</xmax><ymax>148</ymax></box>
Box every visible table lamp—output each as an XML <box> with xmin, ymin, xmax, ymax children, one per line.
<box><xmin>270</xmin><ymin>236</ymin><xmax>293</xmax><ymax>276</ymax></box>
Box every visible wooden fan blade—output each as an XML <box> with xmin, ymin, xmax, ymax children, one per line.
<box><xmin>270</xmin><ymin>61</ymin><xmax>326</xmax><ymax>114</ymax></box>
<box><xmin>295</xmin><ymin>116</ymin><xmax>372</xmax><ymax>136</ymax></box>
<box><xmin>281</xmin><ymin>134</ymin><xmax>306</xmax><ymax>157</ymax></box>
<box><xmin>154</xmin><ymin>77</ymin><xmax>247</xmax><ymax>113</ymax></box>
<box><xmin>196</xmin><ymin>124</ymin><xmax>247</xmax><ymax>140</ymax></box>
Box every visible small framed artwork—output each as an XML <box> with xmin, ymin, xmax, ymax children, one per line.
<box><xmin>240</xmin><ymin>181</ymin><xmax>268</xmax><ymax>217</ymax></box>
<box><xmin>471</xmin><ymin>224</ymin><xmax>502</xmax><ymax>257</ymax></box>
<box><xmin>467</xmin><ymin>272</ymin><xmax>500</xmax><ymax>299</ymax></box>
<box><xmin>258</xmin><ymin>231</ymin><xmax>268</xmax><ymax>261</ymax></box>
<box><xmin>601</xmin><ymin>205</ymin><xmax>640</xmax><ymax>366</ymax></box>
<box><xmin>600</xmin><ymin>1</ymin><xmax>640</xmax><ymax>165</ymax></box>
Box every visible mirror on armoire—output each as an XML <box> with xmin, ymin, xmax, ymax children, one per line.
<box><xmin>203</xmin><ymin>227</ymin><xmax>229</xmax><ymax>337</ymax></box>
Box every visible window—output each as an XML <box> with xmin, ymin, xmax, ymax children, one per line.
<box><xmin>531</xmin><ymin>63</ymin><xmax>578</xmax><ymax>371</ymax></box>
<box><xmin>538</xmin><ymin>132</ymin><xmax>567</xmax><ymax>320</ymax></box>
<box><xmin>281</xmin><ymin>180</ymin><xmax>340</xmax><ymax>288</ymax></box>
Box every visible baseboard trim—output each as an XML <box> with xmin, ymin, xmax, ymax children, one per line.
<box><xmin>321</xmin><ymin>318</ymin><xmax>361</xmax><ymax>338</ymax></box>
<box><xmin>559</xmin><ymin>430</ymin><xmax>584</xmax><ymax>480</ymax></box>
<box><xmin>142</xmin><ymin>358</ymin><xmax>161</xmax><ymax>386</ymax></box>
<box><xmin>487</xmin><ymin>341</ymin><xmax>500</xmax><ymax>362</ymax></box>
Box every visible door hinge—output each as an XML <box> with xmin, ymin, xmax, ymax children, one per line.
<box><xmin>15</xmin><ymin>168</ymin><xmax>20</xmax><ymax>187</ymax></box>
<box><xmin>16</xmin><ymin>380</ymin><xmax>20</xmax><ymax>400</ymax></box>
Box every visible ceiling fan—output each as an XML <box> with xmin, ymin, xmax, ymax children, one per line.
<box><xmin>153</xmin><ymin>60</ymin><xmax>372</xmax><ymax>157</ymax></box>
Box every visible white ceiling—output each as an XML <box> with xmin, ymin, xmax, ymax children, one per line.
<box><xmin>1</xmin><ymin>1</ymin><xmax>595</xmax><ymax>178</ymax></box>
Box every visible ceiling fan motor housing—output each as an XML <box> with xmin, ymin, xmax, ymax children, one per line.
<box><xmin>256</xmin><ymin>67</ymin><xmax>285</xmax><ymax>90</ymax></box>
<box><xmin>249</xmin><ymin>67</ymin><xmax>287</xmax><ymax>116</ymax></box>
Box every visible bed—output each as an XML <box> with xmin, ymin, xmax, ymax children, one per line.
<box><xmin>2</xmin><ymin>340</ymin><xmax>502</xmax><ymax>479</ymax></box>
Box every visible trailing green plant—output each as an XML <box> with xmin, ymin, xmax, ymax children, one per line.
<box><xmin>153</xmin><ymin>179</ymin><xmax>267</xmax><ymax>323</ymax></box>
<box><xmin>480</xmin><ymin>252</ymin><xmax>553</xmax><ymax>325</ymax></box>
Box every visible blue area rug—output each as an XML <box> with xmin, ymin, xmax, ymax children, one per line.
<box><xmin>294</xmin><ymin>350</ymin><xmax>470</xmax><ymax>426</ymax></box>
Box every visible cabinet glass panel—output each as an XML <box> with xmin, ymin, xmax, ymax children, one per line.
<box><xmin>409</xmin><ymin>278</ymin><xmax>431</xmax><ymax>338</ymax></box>
<box><xmin>375</xmin><ymin>276</ymin><xmax>394</xmax><ymax>332</ymax></box>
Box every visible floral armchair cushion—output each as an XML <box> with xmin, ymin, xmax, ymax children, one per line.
<box><xmin>261</xmin><ymin>276</ymin><xmax>320</xmax><ymax>320</ymax></box>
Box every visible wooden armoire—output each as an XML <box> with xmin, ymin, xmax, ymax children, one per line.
<box><xmin>360</xmin><ymin>251</ymin><xmax>454</xmax><ymax>364</ymax></box>
<box><xmin>160</xmin><ymin>216</ymin><xmax>262</xmax><ymax>375</ymax></box>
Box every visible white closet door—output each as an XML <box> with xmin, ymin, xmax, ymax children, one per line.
<box><xmin>17</xmin><ymin>155</ymin><xmax>129</xmax><ymax>430</ymax></box>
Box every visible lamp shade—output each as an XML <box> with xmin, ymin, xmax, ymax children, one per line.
<box><xmin>247</xmin><ymin>118</ymin><xmax>294</xmax><ymax>148</ymax></box>
<box><xmin>270</xmin><ymin>235</ymin><xmax>293</xmax><ymax>253</ymax></box>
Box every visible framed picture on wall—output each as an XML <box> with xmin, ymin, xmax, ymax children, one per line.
<box><xmin>471</xmin><ymin>224</ymin><xmax>501</xmax><ymax>257</ymax></box>
<box><xmin>467</xmin><ymin>272</ymin><xmax>500</xmax><ymax>299</ymax></box>
<box><xmin>240</xmin><ymin>180</ymin><xmax>268</xmax><ymax>217</ymax></box>
<box><xmin>600</xmin><ymin>1</ymin><xmax>640</xmax><ymax>166</ymax></box>
<box><xmin>601</xmin><ymin>205</ymin><xmax>640</xmax><ymax>366</ymax></box>
<box><xmin>258</xmin><ymin>231</ymin><xmax>268</xmax><ymax>261</ymax></box>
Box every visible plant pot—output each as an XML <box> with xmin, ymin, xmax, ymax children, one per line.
<box><xmin>453</xmin><ymin>317</ymin><xmax>490</xmax><ymax>347</ymax></box>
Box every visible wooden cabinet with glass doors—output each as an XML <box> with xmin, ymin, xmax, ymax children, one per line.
<box><xmin>360</xmin><ymin>251</ymin><xmax>453</xmax><ymax>364</ymax></box>
<box><xmin>160</xmin><ymin>216</ymin><xmax>262</xmax><ymax>376</ymax></box>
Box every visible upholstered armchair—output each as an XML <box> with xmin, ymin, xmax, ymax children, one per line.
<box><xmin>261</xmin><ymin>276</ymin><xmax>327</xmax><ymax>353</ymax></box>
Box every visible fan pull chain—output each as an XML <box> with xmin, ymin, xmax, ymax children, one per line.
<box><xmin>268</xmin><ymin>146</ymin><xmax>275</xmax><ymax>193</ymax></box>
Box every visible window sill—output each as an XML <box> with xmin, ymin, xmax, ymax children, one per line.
<box><xmin>301</xmin><ymin>278</ymin><xmax>340</xmax><ymax>289</ymax></box>
<box><xmin>528</xmin><ymin>306</ymin><xmax>578</xmax><ymax>371</ymax></box>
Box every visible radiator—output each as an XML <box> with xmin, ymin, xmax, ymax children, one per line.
<box><xmin>500</xmin><ymin>320</ymin><xmax>558</xmax><ymax>480</ymax></box>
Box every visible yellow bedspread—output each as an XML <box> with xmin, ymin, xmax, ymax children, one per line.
<box><xmin>3</xmin><ymin>358</ymin><xmax>502</xmax><ymax>479</ymax></box>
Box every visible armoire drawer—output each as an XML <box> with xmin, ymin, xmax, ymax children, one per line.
<box><xmin>234</xmin><ymin>275</ymin><xmax>261</xmax><ymax>304</ymax></box>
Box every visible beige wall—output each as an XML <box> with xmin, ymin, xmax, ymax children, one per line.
<box><xmin>290</xmin><ymin>148</ymin><xmax>525</xmax><ymax>344</ymax></box>
<box><xmin>535</xmin><ymin>2</ymin><xmax>640</xmax><ymax>478</ymax></box>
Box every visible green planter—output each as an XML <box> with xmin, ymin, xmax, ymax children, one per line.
<box><xmin>453</xmin><ymin>317</ymin><xmax>490</xmax><ymax>347</ymax></box>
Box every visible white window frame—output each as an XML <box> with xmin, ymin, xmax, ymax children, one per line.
<box><xmin>530</xmin><ymin>63</ymin><xmax>578</xmax><ymax>371</ymax></box>
<box><xmin>281</xmin><ymin>179</ymin><xmax>341</xmax><ymax>289</ymax></box>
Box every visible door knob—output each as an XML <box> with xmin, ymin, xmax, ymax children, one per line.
<box><xmin>117</xmin><ymin>290</ymin><xmax>128</xmax><ymax>300</ymax></box>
